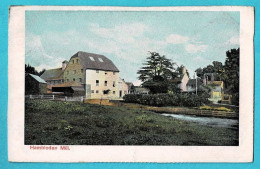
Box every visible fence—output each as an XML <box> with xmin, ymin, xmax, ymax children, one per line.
<box><xmin>25</xmin><ymin>95</ymin><xmax>85</xmax><ymax>102</ymax></box>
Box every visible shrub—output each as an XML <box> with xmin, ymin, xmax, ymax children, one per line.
<box><xmin>123</xmin><ymin>93</ymin><xmax>209</xmax><ymax>107</ymax></box>
<box><xmin>123</xmin><ymin>94</ymin><xmax>142</xmax><ymax>103</ymax></box>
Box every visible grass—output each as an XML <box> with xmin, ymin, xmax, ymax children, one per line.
<box><xmin>25</xmin><ymin>100</ymin><xmax>238</xmax><ymax>145</ymax></box>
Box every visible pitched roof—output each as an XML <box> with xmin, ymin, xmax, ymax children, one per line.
<box><xmin>126</xmin><ymin>82</ymin><xmax>134</xmax><ymax>86</ymax></box>
<box><xmin>40</xmin><ymin>68</ymin><xmax>64</xmax><ymax>80</ymax></box>
<box><xmin>71</xmin><ymin>51</ymin><xmax>119</xmax><ymax>72</ymax></box>
<box><xmin>26</xmin><ymin>73</ymin><xmax>47</xmax><ymax>84</ymax></box>
<box><xmin>207</xmin><ymin>81</ymin><xmax>223</xmax><ymax>86</ymax></box>
<box><xmin>52</xmin><ymin>81</ymin><xmax>82</xmax><ymax>88</ymax></box>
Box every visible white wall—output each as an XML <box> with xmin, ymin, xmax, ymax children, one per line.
<box><xmin>85</xmin><ymin>69</ymin><xmax>119</xmax><ymax>99</ymax></box>
<box><xmin>118</xmin><ymin>78</ymin><xmax>129</xmax><ymax>98</ymax></box>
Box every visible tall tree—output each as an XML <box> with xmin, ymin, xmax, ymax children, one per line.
<box><xmin>137</xmin><ymin>52</ymin><xmax>177</xmax><ymax>93</ymax></box>
<box><xmin>223</xmin><ymin>48</ymin><xmax>239</xmax><ymax>93</ymax></box>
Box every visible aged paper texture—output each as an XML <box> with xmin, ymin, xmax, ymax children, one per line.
<box><xmin>8</xmin><ymin>6</ymin><xmax>254</xmax><ymax>162</ymax></box>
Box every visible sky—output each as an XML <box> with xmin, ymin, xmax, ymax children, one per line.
<box><xmin>25</xmin><ymin>11</ymin><xmax>240</xmax><ymax>85</ymax></box>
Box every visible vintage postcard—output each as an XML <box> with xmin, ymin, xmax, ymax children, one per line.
<box><xmin>8</xmin><ymin>6</ymin><xmax>254</xmax><ymax>162</ymax></box>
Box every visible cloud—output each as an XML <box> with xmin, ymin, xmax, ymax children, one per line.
<box><xmin>34</xmin><ymin>57</ymin><xmax>66</xmax><ymax>71</ymax></box>
<box><xmin>90</xmin><ymin>23</ymin><xmax>148</xmax><ymax>44</ymax></box>
<box><xmin>226</xmin><ymin>36</ymin><xmax>239</xmax><ymax>45</ymax></box>
<box><xmin>192</xmin><ymin>56</ymin><xmax>208</xmax><ymax>63</ymax></box>
<box><xmin>26</xmin><ymin>33</ymin><xmax>52</xmax><ymax>59</ymax></box>
<box><xmin>166</xmin><ymin>34</ymin><xmax>189</xmax><ymax>44</ymax></box>
<box><xmin>185</xmin><ymin>44</ymin><xmax>208</xmax><ymax>54</ymax></box>
<box><xmin>166</xmin><ymin>34</ymin><xmax>208</xmax><ymax>54</ymax></box>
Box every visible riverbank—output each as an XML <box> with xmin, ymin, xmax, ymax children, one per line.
<box><xmin>25</xmin><ymin>100</ymin><xmax>238</xmax><ymax>145</ymax></box>
<box><xmin>89</xmin><ymin>100</ymin><xmax>238</xmax><ymax>119</ymax></box>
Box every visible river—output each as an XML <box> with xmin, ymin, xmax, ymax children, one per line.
<box><xmin>161</xmin><ymin>114</ymin><xmax>238</xmax><ymax>129</ymax></box>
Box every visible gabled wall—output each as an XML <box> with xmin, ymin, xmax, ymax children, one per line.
<box><xmin>63</xmin><ymin>56</ymin><xmax>85</xmax><ymax>84</ymax></box>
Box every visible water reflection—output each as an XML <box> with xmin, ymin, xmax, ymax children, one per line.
<box><xmin>162</xmin><ymin>114</ymin><xmax>238</xmax><ymax>129</ymax></box>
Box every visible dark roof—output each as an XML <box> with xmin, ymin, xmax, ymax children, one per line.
<box><xmin>52</xmin><ymin>81</ymin><xmax>82</xmax><ymax>87</ymax></box>
<box><xmin>126</xmin><ymin>82</ymin><xmax>134</xmax><ymax>86</ymax></box>
<box><xmin>26</xmin><ymin>73</ymin><xmax>47</xmax><ymax>84</ymax></box>
<box><xmin>187</xmin><ymin>78</ymin><xmax>203</xmax><ymax>86</ymax></box>
<box><xmin>71</xmin><ymin>51</ymin><xmax>119</xmax><ymax>72</ymax></box>
<box><xmin>40</xmin><ymin>68</ymin><xmax>64</xmax><ymax>80</ymax></box>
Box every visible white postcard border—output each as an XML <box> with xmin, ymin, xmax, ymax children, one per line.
<box><xmin>8</xmin><ymin>6</ymin><xmax>254</xmax><ymax>163</ymax></box>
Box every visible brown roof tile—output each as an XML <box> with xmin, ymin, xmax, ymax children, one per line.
<box><xmin>72</xmin><ymin>51</ymin><xmax>119</xmax><ymax>72</ymax></box>
<box><xmin>40</xmin><ymin>68</ymin><xmax>64</xmax><ymax>80</ymax></box>
<box><xmin>52</xmin><ymin>81</ymin><xmax>82</xmax><ymax>88</ymax></box>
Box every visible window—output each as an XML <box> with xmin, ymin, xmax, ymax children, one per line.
<box><xmin>113</xmin><ymin>72</ymin><xmax>116</xmax><ymax>75</ymax></box>
<box><xmin>73</xmin><ymin>78</ymin><xmax>75</xmax><ymax>81</ymax></box>
<box><xmin>105</xmin><ymin>71</ymin><xmax>107</xmax><ymax>75</ymax></box>
<box><xmin>104</xmin><ymin>81</ymin><xmax>108</xmax><ymax>86</ymax></box>
<box><xmin>79</xmin><ymin>78</ymin><xmax>82</xmax><ymax>82</ymax></box>
<box><xmin>72</xmin><ymin>60</ymin><xmax>74</xmax><ymax>64</ymax></box>
<box><xmin>96</xmin><ymin>70</ymin><xmax>99</xmax><ymax>73</ymax></box>
<box><xmin>76</xmin><ymin>59</ymin><xmax>79</xmax><ymax>63</ymax></box>
<box><xmin>96</xmin><ymin>90</ymin><xmax>99</xmax><ymax>93</ymax></box>
<box><xmin>67</xmin><ymin>70</ymin><xmax>69</xmax><ymax>75</ymax></box>
<box><xmin>89</xmin><ymin>56</ymin><xmax>95</xmax><ymax>61</ymax></box>
<box><xmin>74</xmin><ymin>70</ymin><xmax>76</xmax><ymax>74</ymax></box>
<box><xmin>81</xmin><ymin>69</ymin><xmax>83</xmax><ymax>73</ymax></box>
<box><xmin>91</xmin><ymin>90</ymin><xmax>94</xmax><ymax>93</ymax></box>
<box><xmin>98</xmin><ymin>58</ymin><xmax>104</xmax><ymax>62</ymax></box>
<box><xmin>113</xmin><ymin>91</ymin><xmax>115</xmax><ymax>94</ymax></box>
<box><xmin>96</xmin><ymin>80</ymin><xmax>99</xmax><ymax>86</ymax></box>
<box><xmin>113</xmin><ymin>81</ymin><xmax>116</xmax><ymax>87</ymax></box>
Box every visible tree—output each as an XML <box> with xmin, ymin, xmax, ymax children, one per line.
<box><xmin>25</xmin><ymin>64</ymin><xmax>45</xmax><ymax>76</ymax></box>
<box><xmin>223</xmin><ymin>48</ymin><xmax>239</xmax><ymax>93</ymax></box>
<box><xmin>137</xmin><ymin>52</ymin><xmax>177</xmax><ymax>93</ymax></box>
<box><xmin>195</xmin><ymin>48</ymin><xmax>240</xmax><ymax>105</ymax></box>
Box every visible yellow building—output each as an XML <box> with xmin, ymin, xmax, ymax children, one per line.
<box><xmin>207</xmin><ymin>81</ymin><xmax>224</xmax><ymax>102</ymax></box>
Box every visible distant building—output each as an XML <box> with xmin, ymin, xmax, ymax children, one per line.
<box><xmin>25</xmin><ymin>73</ymin><xmax>47</xmax><ymax>95</ymax></box>
<box><xmin>40</xmin><ymin>60</ymin><xmax>67</xmax><ymax>85</ymax></box>
<box><xmin>118</xmin><ymin>78</ymin><xmax>129</xmax><ymax>98</ymax></box>
<box><xmin>134</xmin><ymin>87</ymin><xmax>150</xmax><ymax>94</ymax></box>
<box><xmin>126</xmin><ymin>82</ymin><xmax>135</xmax><ymax>94</ymax></box>
<box><xmin>203</xmin><ymin>73</ymin><xmax>217</xmax><ymax>85</ymax></box>
<box><xmin>207</xmin><ymin>81</ymin><xmax>224</xmax><ymax>102</ymax></box>
<box><xmin>186</xmin><ymin>78</ymin><xmax>203</xmax><ymax>92</ymax></box>
<box><xmin>171</xmin><ymin>66</ymin><xmax>189</xmax><ymax>92</ymax></box>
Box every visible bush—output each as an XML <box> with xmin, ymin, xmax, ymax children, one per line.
<box><xmin>123</xmin><ymin>93</ymin><xmax>209</xmax><ymax>107</ymax></box>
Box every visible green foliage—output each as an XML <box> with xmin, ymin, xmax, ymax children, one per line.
<box><xmin>195</xmin><ymin>48</ymin><xmax>240</xmax><ymax>105</ymax></box>
<box><xmin>25</xmin><ymin>64</ymin><xmax>45</xmax><ymax>76</ymax></box>
<box><xmin>123</xmin><ymin>93</ymin><xmax>209</xmax><ymax>107</ymax></box>
<box><xmin>137</xmin><ymin>52</ymin><xmax>180</xmax><ymax>94</ymax></box>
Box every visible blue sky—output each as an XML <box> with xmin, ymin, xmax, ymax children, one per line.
<box><xmin>25</xmin><ymin>11</ymin><xmax>239</xmax><ymax>85</ymax></box>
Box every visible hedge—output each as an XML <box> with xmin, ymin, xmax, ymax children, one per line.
<box><xmin>123</xmin><ymin>93</ymin><xmax>209</xmax><ymax>107</ymax></box>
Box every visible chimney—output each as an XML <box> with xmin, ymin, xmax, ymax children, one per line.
<box><xmin>62</xmin><ymin>60</ymin><xmax>68</xmax><ymax>70</ymax></box>
<box><xmin>182</xmin><ymin>66</ymin><xmax>187</xmax><ymax>74</ymax></box>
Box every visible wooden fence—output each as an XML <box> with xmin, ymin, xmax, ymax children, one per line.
<box><xmin>25</xmin><ymin>95</ymin><xmax>85</xmax><ymax>102</ymax></box>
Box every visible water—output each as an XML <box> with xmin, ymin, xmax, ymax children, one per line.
<box><xmin>161</xmin><ymin>114</ymin><xmax>238</xmax><ymax>129</ymax></box>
